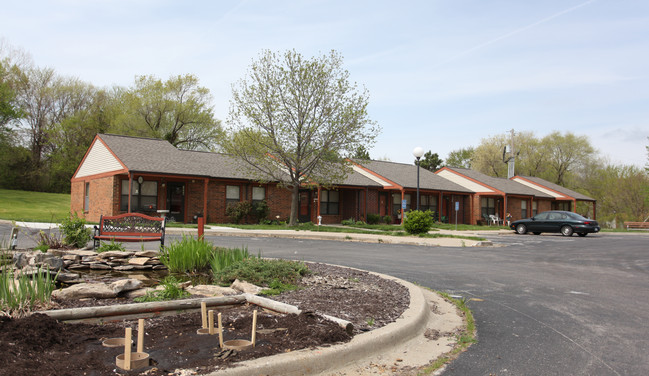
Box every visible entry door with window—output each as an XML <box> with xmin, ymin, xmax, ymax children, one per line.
<box><xmin>298</xmin><ymin>191</ymin><xmax>311</xmax><ymax>223</ymax></box>
<box><xmin>379</xmin><ymin>193</ymin><xmax>387</xmax><ymax>217</ymax></box>
<box><xmin>167</xmin><ymin>183</ymin><xmax>185</xmax><ymax>223</ymax></box>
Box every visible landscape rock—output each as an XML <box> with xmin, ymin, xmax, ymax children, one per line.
<box><xmin>110</xmin><ymin>278</ymin><xmax>143</xmax><ymax>294</ymax></box>
<box><xmin>98</xmin><ymin>251</ymin><xmax>134</xmax><ymax>259</ymax></box>
<box><xmin>128</xmin><ymin>257</ymin><xmax>150</xmax><ymax>266</ymax></box>
<box><xmin>135</xmin><ymin>250</ymin><xmax>159</xmax><ymax>257</ymax></box>
<box><xmin>52</xmin><ymin>283</ymin><xmax>117</xmax><ymax>300</ymax></box>
<box><xmin>231</xmin><ymin>279</ymin><xmax>264</xmax><ymax>294</ymax></box>
<box><xmin>90</xmin><ymin>263</ymin><xmax>112</xmax><ymax>270</ymax></box>
<box><xmin>186</xmin><ymin>285</ymin><xmax>238</xmax><ymax>297</ymax></box>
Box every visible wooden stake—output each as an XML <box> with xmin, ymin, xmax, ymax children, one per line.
<box><xmin>218</xmin><ymin>312</ymin><xmax>223</xmax><ymax>348</ymax></box>
<box><xmin>137</xmin><ymin>319</ymin><xmax>144</xmax><ymax>353</ymax></box>
<box><xmin>201</xmin><ymin>301</ymin><xmax>207</xmax><ymax>329</ymax></box>
<box><xmin>251</xmin><ymin>310</ymin><xmax>257</xmax><ymax>347</ymax></box>
<box><xmin>208</xmin><ymin>310</ymin><xmax>215</xmax><ymax>335</ymax></box>
<box><xmin>124</xmin><ymin>327</ymin><xmax>132</xmax><ymax>371</ymax></box>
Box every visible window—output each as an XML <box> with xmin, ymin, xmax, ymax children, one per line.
<box><xmin>252</xmin><ymin>186</ymin><xmax>265</xmax><ymax>204</ymax></box>
<box><xmin>84</xmin><ymin>182</ymin><xmax>90</xmax><ymax>212</ymax></box>
<box><xmin>521</xmin><ymin>200</ymin><xmax>527</xmax><ymax>218</ymax></box>
<box><xmin>226</xmin><ymin>185</ymin><xmax>240</xmax><ymax>207</ymax></box>
<box><xmin>420</xmin><ymin>195</ymin><xmax>438</xmax><ymax>213</ymax></box>
<box><xmin>554</xmin><ymin>201</ymin><xmax>571</xmax><ymax>211</ymax></box>
<box><xmin>320</xmin><ymin>190</ymin><xmax>339</xmax><ymax>215</ymax></box>
<box><xmin>392</xmin><ymin>193</ymin><xmax>411</xmax><ymax>216</ymax></box>
<box><xmin>120</xmin><ymin>180</ymin><xmax>158</xmax><ymax>212</ymax></box>
<box><xmin>481</xmin><ymin>197</ymin><xmax>496</xmax><ymax>217</ymax></box>
<box><xmin>532</xmin><ymin>201</ymin><xmax>538</xmax><ymax>216</ymax></box>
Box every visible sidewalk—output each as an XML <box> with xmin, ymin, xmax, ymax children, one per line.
<box><xmin>166</xmin><ymin>225</ymin><xmax>504</xmax><ymax>248</ymax></box>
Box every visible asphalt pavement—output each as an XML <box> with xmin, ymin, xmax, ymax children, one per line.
<box><xmin>2</xmin><ymin>221</ymin><xmax>649</xmax><ymax>375</ymax></box>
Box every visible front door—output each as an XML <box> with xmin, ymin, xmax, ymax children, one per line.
<box><xmin>298</xmin><ymin>190</ymin><xmax>311</xmax><ymax>223</ymax></box>
<box><xmin>167</xmin><ymin>182</ymin><xmax>185</xmax><ymax>223</ymax></box>
<box><xmin>379</xmin><ymin>193</ymin><xmax>387</xmax><ymax>217</ymax></box>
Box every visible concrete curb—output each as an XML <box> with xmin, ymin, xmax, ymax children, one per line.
<box><xmin>206</xmin><ymin>274</ymin><xmax>430</xmax><ymax>376</ymax></box>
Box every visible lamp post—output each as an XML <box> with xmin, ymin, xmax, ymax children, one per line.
<box><xmin>413</xmin><ymin>147</ymin><xmax>424</xmax><ymax>211</ymax></box>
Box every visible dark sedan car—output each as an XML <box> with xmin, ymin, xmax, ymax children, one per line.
<box><xmin>510</xmin><ymin>210</ymin><xmax>600</xmax><ymax>237</ymax></box>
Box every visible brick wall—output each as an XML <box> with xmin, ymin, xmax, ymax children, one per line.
<box><xmin>72</xmin><ymin>175</ymin><xmax>118</xmax><ymax>222</ymax></box>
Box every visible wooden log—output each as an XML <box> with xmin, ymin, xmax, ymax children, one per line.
<box><xmin>39</xmin><ymin>295</ymin><xmax>246</xmax><ymax>321</ymax></box>
<box><xmin>242</xmin><ymin>293</ymin><xmax>354</xmax><ymax>335</ymax></box>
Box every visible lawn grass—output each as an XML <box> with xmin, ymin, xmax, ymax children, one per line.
<box><xmin>0</xmin><ymin>189</ymin><xmax>71</xmax><ymax>223</ymax></box>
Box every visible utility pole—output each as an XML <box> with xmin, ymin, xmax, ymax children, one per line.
<box><xmin>503</xmin><ymin>129</ymin><xmax>516</xmax><ymax>179</ymax></box>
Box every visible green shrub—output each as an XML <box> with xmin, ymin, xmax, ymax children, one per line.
<box><xmin>382</xmin><ymin>215</ymin><xmax>392</xmax><ymax>224</ymax></box>
<box><xmin>403</xmin><ymin>210</ymin><xmax>434</xmax><ymax>235</ymax></box>
<box><xmin>159</xmin><ymin>235</ymin><xmax>215</xmax><ymax>273</ymax></box>
<box><xmin>59</xmin><ymin>212</ymin><xmax>92</xmax><ymax>248</ymax></box>
<box><xmin>226</xmin><ymin>201</ymin><xmax>253</xmax><ymax>224</ymax></box>
<box><xmin>34</xmin><ymin>243</ymin><xmax>49</xmax><ymax>253</ymax></box>
<box><xmin>97</xmin><ymin>239</ymin><xmax>126</xmax><ymax>253</ymax></box>
<box><xmin>134</xmin><ymin>276</ymin><xmax>189</xmax><ymax>302</ymax></box>
<box><xmin>367</xmin><ymin>213</ymin><xmax>381</xmax><ymax>225</ymax></box>
<box><xmin>210</xmin><ymin>246</ymin><xmax>252</xmax><ymax>272</ymax></box>
<box><xmin>213</xmin><ymin>258</ymin><xmax>309</xmax><ymax>287</ymax></box>
<box><xmin>252</xmin><ymin>200</ymin><xmax>270</xmax><ymax>223</ymax></box>
<box><xmin>0</xmin><ymin>264</ymin><xmax>56</xmax><ymax>316</ymax></box>
<box><xmin>341</xmin><ymin>218</ymin><xmax>356</xmax><ymax>226</ymax></box>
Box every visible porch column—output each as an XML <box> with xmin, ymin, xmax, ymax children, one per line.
<box><xmin>128</xmin><ymin>173</ymin><xmax>133</xmax><ymax>213</ymax></box>
<box><xmin>400</xmin><ymin>190</ymin><xmax>405</xmax><ymax>225</ymax></box>
<box><xmin>317</xmin><ymin>186</ymin><xmax>321</xmax><ymax>223</ymax></box>
<box><xmin>203</xmin><ymin>178</ymin><xmax>209</xmax><ymax>222</ymax></box>
<box><xmin>593</xmin><ymin>201</ymin><xmax>597</xmax><ymax>220</ymax></box>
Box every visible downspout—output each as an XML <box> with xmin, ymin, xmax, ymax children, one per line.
<box><xmin>438</xmin><ymin>192</ymin><xmax>442</xmax><ymax>222</ymax></box>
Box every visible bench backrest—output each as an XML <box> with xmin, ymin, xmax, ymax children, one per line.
<box><xmin>99</xmin><ymin>213</ymin><xmax>165</xmax><ymax>236</ymax></box>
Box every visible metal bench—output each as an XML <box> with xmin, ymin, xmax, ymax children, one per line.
<box><xmin>624</xmin><ymin>222</ymin><xmax>649</xmax><ymax>230</ymax></box>
<box><xmin>93</xmin><ymin>213</ymin><xmax>166</xmax><ymax>249</ymax></box>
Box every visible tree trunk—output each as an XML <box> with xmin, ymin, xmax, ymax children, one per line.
<box><xmin>289</xmin><ymin>184</ymin><xmax>300</xmax><ymax>226</ymax></box>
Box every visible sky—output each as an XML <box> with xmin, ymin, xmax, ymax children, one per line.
<box><xmin>2</xmin><ymin>0</ymin><xmax>648</xmax><ymax>167</ymax></box>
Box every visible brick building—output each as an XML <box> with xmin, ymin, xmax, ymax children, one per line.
<box><xmin>71</xmin><ymin>134</ymin><xmax>596</xmax><ymax>225</ymax></box>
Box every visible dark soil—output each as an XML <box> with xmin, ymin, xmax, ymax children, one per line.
<box><xmin>0</xmin><ymin>263</ymin><xmax>409</xmax><ymax>376</ymax></box>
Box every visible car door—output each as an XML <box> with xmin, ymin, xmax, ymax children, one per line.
<box><xmin>528</xmin><ymin>212</ymin><xmax>548</xmax><ymax>232</ymax></box>
<box><xmin>546</xmin><ymin>212</ymin><xmax>564</xmax><ymax>232</ymax></box>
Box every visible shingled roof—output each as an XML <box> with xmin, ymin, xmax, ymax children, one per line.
<box><xmin>444</xmin><ymin>167</ymin><xmax>554</xmax><ymax>198</ymax></box>
<box><xmin>355</xmin><ymin>160</ymin><xmax>472</xmax><ymax>193</ymax></box>
<box><xmin>515</xmin><ymin>175</ymin><xmax>595</xmax><ymax>201</ymax></box>
<box><xmin>97</xmin><ymin>134</ymin><xmax>383</xmax><ymax>187</ymax></box>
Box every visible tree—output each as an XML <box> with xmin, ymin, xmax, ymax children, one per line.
<box><xmin>445</xmin><ymin>147</ymin><xmax>474</xmax><ymax>169</ymax></box>
<box><xmin>471</xmin><ymin>134</ymin><xmax>509</xmax><ymax>177</ymax></box>
<box><xmin>114</xmin><ymin>74</ymin><xmax>222</xmax><ymax>150</ymax></box>
<box><xmin>417</xmin><ymin>151</ymin><xmax>443</xmax><ymax>172</ymax></box>
<box><xmin>352</xmin><ymin>145</ymin><xmax>370</xmax><ymax>160</ymax></box>
<box><xmin>540</xmin><ymin>131</ymin><xmax>594</xmax><ymax>186</ymax></box>
<box><xmin>223</xmin><ymin>49</ymin><xmax>380</xmax><ymax>226</ymax></box>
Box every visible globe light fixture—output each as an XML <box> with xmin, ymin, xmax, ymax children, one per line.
<box><xmin>413</xmin><ymin>147</ymin><xmax>424</xmax><ymax>211</ymax></box>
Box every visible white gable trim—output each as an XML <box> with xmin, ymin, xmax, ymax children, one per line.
<box><xmin>75</xmin><ymin>139</ymin><xmax>124</xmax><ymax>178</ymax></box>
<box><xmin>512</xmin><ymin>177</ymin><xmax>566</xmax><ymax>199</ymax></box>
<box><xmin>436</xmin><ymin>169</ymin><xmax>494</xmax><ymax>193</ymax></box>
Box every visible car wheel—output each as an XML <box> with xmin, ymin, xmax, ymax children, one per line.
<box><xmin>516</xmin><ymin>224</ymin><xmax>527</xmax><ymax>235</ymax></box>
<box><xmin>561</xmin><ymin>225</ymin><xmax>574</xmax><ymax>237</ymax></box>
<box><xmin>533</xmin><ymin>232</ymin><xmax>541</xmax><ymax>235</ymax></box>
<box><xmin>578</xmin><ymin>233</ymin><xmax>587</xmax><ymax>237</ymax></box>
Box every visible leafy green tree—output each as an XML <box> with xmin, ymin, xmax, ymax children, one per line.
<box><xmin>352</xmin><ymin>145</ymin><xmax>371</xmax><ymax>160</ymax></box>
<box><xmin>223</xmin><ymin>49</ymin><xmax>380</xmax><ymax>226</ymax></box>
<box><xmin>445</xmin><ymin>147</ymin><xmax>474</xmax><ymax>169</ymax></box>
<box><xmin>115</xmin><ymin>74</ymin><xmax>222</xmax><ymax>150</ymax></box>
<box><xmin>417</xmin><ymin>151</ymin><xmax>443</xmax><ymax>172</ymax></box>
<box><xmin>540</xmin><ymin>131</ymin><xmax>594</xmax><ymax>186</ymax></box>
<box><xmin>471</xmin><ymin>134</ymin><xmax>509</xmax><ymax>177</ymax></box>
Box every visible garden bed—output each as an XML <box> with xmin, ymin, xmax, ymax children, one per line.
<box><xmin>0</xmin><ymin>263</ymin><xmax>410</xmax><ymax>375</ymax></box>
